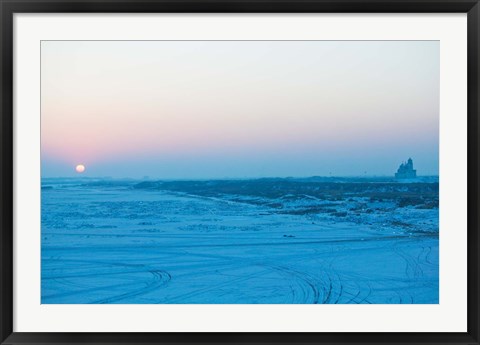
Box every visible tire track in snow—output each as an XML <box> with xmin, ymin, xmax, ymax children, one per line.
<box><xmin>94</xmin><ymin>269</ymin><xmax>171</xmax><ymax>304</ymax></box>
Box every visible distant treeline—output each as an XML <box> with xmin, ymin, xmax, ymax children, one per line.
<box><xmin>133</xmin><ymin>178</ymin><xmax>439</xmax><ymax>208</ymax></box>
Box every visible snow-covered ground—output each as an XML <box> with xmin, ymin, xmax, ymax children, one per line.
<box><xmin>41</xmin><ymin>178</ymin><xmax>439</xmax><ymax>304</ymax></box>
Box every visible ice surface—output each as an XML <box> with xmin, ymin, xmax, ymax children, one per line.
<box><xmin>41</xmin><ymin>178</ymin><xmax>439</xmax><ymax>304</ymax></box>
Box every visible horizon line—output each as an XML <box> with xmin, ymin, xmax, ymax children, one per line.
<box><xmin>41</xmin><ymin>174</ymin><xmax>440</xmax><ymax>180</ymax></box>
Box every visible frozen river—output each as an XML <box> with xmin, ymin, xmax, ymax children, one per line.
<box><xmin>41</xmin><ymin>178</ymin><xmax>439</xmax><ymax>304</ymax></box>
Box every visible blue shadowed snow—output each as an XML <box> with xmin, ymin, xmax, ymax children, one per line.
<box><xmin>41</xmin><ymin>177</ymin><xmax>439</xmax><ymax>304</ymax></box>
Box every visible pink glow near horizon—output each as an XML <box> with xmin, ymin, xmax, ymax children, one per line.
<box><xmin>41</xmin><ymin>41</ymin><xmax>439</xmax><ymax>177</ymax></box>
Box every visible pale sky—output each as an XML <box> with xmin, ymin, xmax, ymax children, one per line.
<box><xmin>41</xmin><ymin>41</ymin><xmax>439</xmax><ymax>178</ymax></box>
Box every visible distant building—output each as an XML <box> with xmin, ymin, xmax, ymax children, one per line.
<box><xmin>395</xmin><ymin>158</ymin><xmax>417</xmax><ymax>179</ymax></box>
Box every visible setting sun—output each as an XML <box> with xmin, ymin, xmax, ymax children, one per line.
<box><xmin>75</xmin><ymin>164</ymin><xmax>85</xmax><ymax>173</ymax></box>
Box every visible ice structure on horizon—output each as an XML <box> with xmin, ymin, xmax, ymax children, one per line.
<box><xmin>395</xmin><ymin>158</ymin><xmax>417</xmax><ymax>179</ymax></box>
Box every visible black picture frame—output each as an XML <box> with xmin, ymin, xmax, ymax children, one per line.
<box><xmin>1</xmin><ymin>1</ymin><xmax>479</xmax><ymax>344</ymax></box>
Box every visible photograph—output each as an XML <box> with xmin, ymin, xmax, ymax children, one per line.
<box><xmin>40</xmin><ymin>40</ymin><xmax>439</xmax><ymax>304</ymax></box>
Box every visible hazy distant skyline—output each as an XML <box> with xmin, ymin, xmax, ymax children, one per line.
<box><xmin>41</xmin><ymin>41</ymin><xmax>439</xmax><ymax>178</ymax></box>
